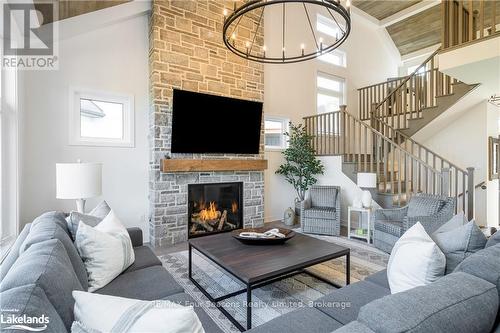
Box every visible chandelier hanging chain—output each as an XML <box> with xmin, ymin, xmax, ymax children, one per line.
<box><xmin>223</xmin><ymin>0</ymin><xmax>351</xmax><ymax>64</ymax></box>
<box><xmin>303</xmin><ymin>3</ymin><xmax>320</xmax><ymax>51</ymax></box>
<box><xmin>326</xmin><ymin>6</ymin><xmax>346</xmax><ymax>35</ymax></box>
<box><xmin>249</xmin><ymin>7</ymin><xmax>265</xmax><ymax>56</ymax></box>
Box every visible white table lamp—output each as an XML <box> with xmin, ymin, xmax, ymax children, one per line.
<box><xmin>56</xmin><ymin>162</ymin><xmax>102</xmax><ymax>213</ymax></box>
<box><xmin>357</xmin><ymin>172</ymin><xmax>377</xmax><ymax>208</ymax></box>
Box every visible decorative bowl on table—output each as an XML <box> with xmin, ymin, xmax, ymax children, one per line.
<box><xmin>232</xmin><ymin>227</ymin><xmax>295</xmax><ymax>245</ymax></box>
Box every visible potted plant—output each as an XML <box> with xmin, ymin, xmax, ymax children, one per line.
<box><xmin>276</xmin><ymin>122</ymin><xmax>324</xmax><ymax>218</ymax></box>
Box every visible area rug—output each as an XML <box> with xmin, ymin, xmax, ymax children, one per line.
<box><xmin>159</xmin><ymin>234</ymin><xmax>389</xmax><ymax>333</ymax></box>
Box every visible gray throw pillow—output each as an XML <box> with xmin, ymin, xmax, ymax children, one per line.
<box><xmin>486</xmin><ymin>230</ymin><xmax>500</xmax><ymax>248</ymax></box>
<box><xmin>67</xmin><ymin>212</ymin><xmax>102</xmax><ymax>241</ymax></box>
<box><xmin>66</xmin><ymin>201</ymin><xmax>111</xmax><ymax>240</ymax></box>
<box><xmin>434</xmin><ymin>212</ymin><xmax>467</xmax><ymax>233</ymax></box>
<box><xmin>433</xmin><ymin>220</ymin><xmax>487</xmax><ymax>273</ymax></box>
<box><xmin>89</xmin><ymin>200</ymin><xmax>111</xmax><ymax>219</ymax></box>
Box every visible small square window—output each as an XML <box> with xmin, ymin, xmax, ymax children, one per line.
<box><xmin>69</xmin><ymin>88</ymin><xmax>134</xmax><ymax>147</ymax></box>
<box><xmin>264</xmin><ymin>117</ymin><xmax>289</xmax><ymax>150</ymax></box>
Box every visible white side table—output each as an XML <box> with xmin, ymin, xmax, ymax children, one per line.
<box><xmin>348</xmin><ymin>206</ymin><xmax>373</xmax><ymax>243</ymax></box>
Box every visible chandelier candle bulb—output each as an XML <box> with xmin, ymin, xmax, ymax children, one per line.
<box><xmin>222</xmin><ymin>0</ymin><xmax>351</xmax><ymax>64</ymax></box>
<box><xmin>223</xmin><ymin>8</ymin><xmax>228</xmax><ymax>17</ymax></box>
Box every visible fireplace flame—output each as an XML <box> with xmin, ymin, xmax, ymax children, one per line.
<box><xmin>231</xmin><ymin>201</ymin><xmax>238</xmax><ymax>214</ymax></box>
<box><xmin>199</xmin><ymin>201</ymin><xmax>219</xmax><ymax>221</ymax></box>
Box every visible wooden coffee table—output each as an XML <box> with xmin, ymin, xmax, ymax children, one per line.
<box><xmin>188</xmin><ymin>232</ymin><xmax>350</xmax><ymax>331</ymax></box>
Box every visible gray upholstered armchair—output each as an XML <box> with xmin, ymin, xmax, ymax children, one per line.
<box><xmin>300</xmin><ymin>185</ymin><xmax>341</xmax><ymax>236</ymax></box>
<box><xmin>373</xmin><ymin>193</ymin><xmax>455</xmax><ymax>253</ymax></box>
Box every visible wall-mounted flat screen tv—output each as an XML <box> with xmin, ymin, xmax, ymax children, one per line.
<box><xmin>171</xmin><ymin>89</ymin><xmax>263</xmax><ymax>154</ymax></box>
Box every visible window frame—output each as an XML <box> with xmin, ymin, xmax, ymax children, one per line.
<box><xmin>318</xmin><ymin>49</ymin><xmax>347</xmax><ymax>68</ymax></box>
<box><xmin>69</xmin><ymin>87</ymin><xmax>135</xmax><ymax>148</ymax></box>
<box><xmin>316</xmin><ymin>71</ymin><xmax>346</xmax><ymax>114</ymax></box>
<box><xmin>0</xmin><ymin>56</ymin><xmax>20</xmax><ymax>262</ymax></box>
<box><xmin>264</xmin><ymin>116</ymin><xmax>289</xmax><ymax>151</ymax></box>
<box><xmin>316</xmin><ymin>13</ymin><xmax>345</xmax><ymax>39</ymax></box>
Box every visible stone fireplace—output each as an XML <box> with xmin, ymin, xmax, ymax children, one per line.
<box><xmin>148</xmin><ymin>0</ymin><xmax>265</xmax><ymax>247</ymax></box>
<box><xmin>188</xmin><ymin>182</ymin><xmax>243</xmax><ymax>238</ymax></box>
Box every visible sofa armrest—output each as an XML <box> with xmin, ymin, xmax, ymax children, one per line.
<box><xmin>300</xmin><ymin>198</ymin><xmax>311</xmax><ymax>225</ymax></box>
<box><xmin>127</xmin><ymin>227</ymin><xmax>143</xmax><ymax>247</ymax></box>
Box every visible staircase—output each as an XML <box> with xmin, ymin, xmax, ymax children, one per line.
<box><xmin>303</xmin><ymin>48</ymin><xmax>477</xmax><ymax>219</ymax></box>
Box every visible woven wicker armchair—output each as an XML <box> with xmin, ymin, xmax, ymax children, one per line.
<box><xmin>300</xmin><ymin>185</ymin><xmax>341</xmax><ymax>236</ymax></box>
<box><xmin>373</xmin><ymin>193</ymin><xmax>455</xmax><ymax>253</ymax></box>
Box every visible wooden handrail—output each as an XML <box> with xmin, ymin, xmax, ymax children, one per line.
<box><xmin>457</xmin><ymin>181</ymin><xmax>486</xmax><ymax>198</ymax></box>
<box><xmin>375</xmin><ymin>49</ymin><xmax>440</xmax><ymax>110</ymax></box>
<box><xmin>303</xmin><ymin>107</ymin><xmax>474</xmax><ymax>218</ymax></box>
<box><xmin>442</xmin><ymin>0</ymin><xmax>500</xmax><ymax>51</ymax></box>
<box><xmin>357</xmin><ymin>76</ymin><xmax>408</xmax><ymax>120</ymax></box>
<box><xmin>357</xmin><ymin>76</ymin><xmax>409</xmax><ymax>91</ymax></box>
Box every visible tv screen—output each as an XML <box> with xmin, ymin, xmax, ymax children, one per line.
<box><xmin>171</xmin><ymin>89</ymin><xmax>263</xmax><ymax>154</ymax></box>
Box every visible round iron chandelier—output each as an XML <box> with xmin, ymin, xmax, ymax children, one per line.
<box><xmin>222</xmin><ymin>0</ymin><xmax>351</xmax><ymax>64</ymax></box>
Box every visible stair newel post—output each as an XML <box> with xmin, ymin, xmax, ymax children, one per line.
<box><xmin>441</xmin><ymin>168</ymin><xmax>450</xmax><ymax>197</ymax></box>
<box><xmin>370</xmin><ymin>103</ymin><xmax>378</xmax><ymax>132</ymax></box>
<box><xmin>466</xmin><ymin>167</ymin><xmax>475</xmax><ymax>221</ymax></box>
<box><xmin>339</xmin><ymin>105</ymin><xmax>347</xmax><ymax>157</ymax></box>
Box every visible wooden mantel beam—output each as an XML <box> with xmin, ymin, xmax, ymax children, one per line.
<box><xmin>161</xmin><ymin>159</ymin><xmax>268</xmax><ymax>173</ymax></box>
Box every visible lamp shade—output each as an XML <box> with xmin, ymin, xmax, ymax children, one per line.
<box><xmin>56</xmin><ymin>163</ymin><xmax>102</xmax><ymax>199</ymax></box>
<box><xmin>357</xmin><ymin>172</ymin><xmax>377</xmax><ymax>189</ymax></box>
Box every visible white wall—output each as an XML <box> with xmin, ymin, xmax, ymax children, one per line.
<box><xmin>19</xmin><ymin>13</ymin><xmax>150</xmax><ymax>240</ymax></box>
<box><xmin>413</xmin><ymin>101</ymin><xmax>497</xmax><ymax>226</ymax></box>
<box><xmin>263</xmin><ymin>7</ymin><xmax>400</xmax><ymax>222</ymax></box>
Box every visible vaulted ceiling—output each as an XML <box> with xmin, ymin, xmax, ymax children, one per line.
<box><xmin>34</xmin><ymin>0</ymin><xmax>130</xmax><ymax>25</ymax></box>
<box><xmin>352</xmin><ymin>0</ymin><xmax>422</xmax><ymax>20</ymax></box>
<box><xmin>353</xmin><ymin>0</ymin><xmax>441</xmax><ymax>56</ymax></box>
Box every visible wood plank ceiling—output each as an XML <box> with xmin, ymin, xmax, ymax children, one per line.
<box><xmin>34</xmin><ymin>0</ymin><xmax>130</xmax><ymax>25</ymax></box>
<box><xmin>386</xmin><ymin>5</ymin><xmax>441</xmax><ymax>56</ymax></box>
<box><xmin>353</xmin><ymin>0</ymin><xmax>441</xmax><ymax>56</ymax></box>
<box><xmin>352</xmin><ymin>0</ymin><xmax>422</xmax><ymax>20</ymax></box>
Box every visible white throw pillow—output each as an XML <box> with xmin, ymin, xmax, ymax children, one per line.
<box><xmin>72</xmin><ymin>291</ymin><xmax>205</xmax><ymax>333</ymax></box>
<box><xmin>387</xmin><ymin>222</ymin><xmax>446</xmax><ymax>294</ymax></box>
<box><xmin>75</xmin><ymin>210</ymin><xmax>135</xmax><ymax>291</ymax></box>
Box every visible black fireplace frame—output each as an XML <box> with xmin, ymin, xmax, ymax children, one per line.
<box><xmin>187</xmin><ymin>182</ymin><xmax>244</xmax><ymax>239</ymax></box>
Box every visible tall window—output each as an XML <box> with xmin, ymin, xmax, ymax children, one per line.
<box><xmin>317</xmin><ymin>14</ymin><xmax>344</xmax><ymax>38</ymax></box>
<box><xmin>264</xmin><ymin>116</ymin><xmax>288</xmax><ymax>150</ymax></box>
<box><xmin>0</xmin><ymin>64</ymin><xmax>19</xmax><ymax>260</ymax></box>
<box><xmin>319</xmin><ymin>50</ymin><xmax>347</xmax><ymax>67</ymax></box>
<box><xmin>317</xmin><ymin>72</ymin><xmax>345</xmax><ymax>114</ymax></box>
<box><xmin>316</xmin><ymin>14</ymin><xmax>347</xmax><ymax>67</ymax></box>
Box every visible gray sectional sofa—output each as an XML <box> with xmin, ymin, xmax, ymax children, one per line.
<box><xmin>1</xmin><ymin>211</ymin><xmax>499</xmax><ymax>333</ymax></box>
<box><xmin>249</xmin><ymin>239</ymin><xmax>500</xmax><ymax>333</ymax></box>
<box><xmin>0</xmin><ymin>211</ymin><xmax>223</xmax><ymax>333</ymax></box>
